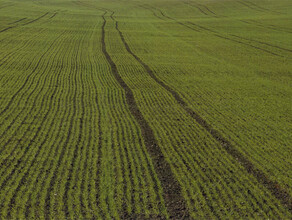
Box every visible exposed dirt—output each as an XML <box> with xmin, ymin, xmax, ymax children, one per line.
<box><xmin>101</xmin><ymin>13</ymin><xmax>190</xmax><ymax>219</ymax></box>
<box><xmin>112</xmin><ymin>13</ymin><xmax>292</xmax><ymax>213</ymax></box>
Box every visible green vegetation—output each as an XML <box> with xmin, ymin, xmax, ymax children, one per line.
<box><xmin>0</xmin><ymin>0</ymin><xmax>291</xmax><ymax>218</ymax></box>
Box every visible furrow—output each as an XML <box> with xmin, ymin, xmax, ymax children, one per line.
<box><xmin>111</xmin><ymin>14</ymin><xmax>292</xmax><ymax>212</ymax></box>
<box><xmin>101</xmin><ymin>12</ymin><xmax>189</xmax><ymax>218</ymax></box>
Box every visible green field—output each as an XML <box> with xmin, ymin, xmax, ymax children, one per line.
<box><xmin>0</xmin><ymin>0</ymin><xmax>291</xmax><ymax>218</ymax></box>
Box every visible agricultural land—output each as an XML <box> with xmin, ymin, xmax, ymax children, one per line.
<box><xmin>0</xmin><ymin>0</ymin><xmax>291</xmax><ymax>218</ymax></box>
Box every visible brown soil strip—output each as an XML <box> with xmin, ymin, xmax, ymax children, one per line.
<box><xmin>101</xmin><ymin>14</ymin><xmax>189</xmax><ymax>219</ymax></box>
<box><xmin>112</xmin><ymin>15</ymin><xmax>292</xmax><ymax>213</ymax></box>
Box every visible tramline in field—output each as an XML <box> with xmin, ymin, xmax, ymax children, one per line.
<box><xmin>0</xmin><ymin>0</ymin><xmax>291</xmax><ymax>218</ymax></box>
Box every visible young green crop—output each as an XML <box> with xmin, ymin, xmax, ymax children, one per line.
<box><xmin>0</xmin><ymin>0</ymin><xmax>291</xmax><ymax>218</ymax></box>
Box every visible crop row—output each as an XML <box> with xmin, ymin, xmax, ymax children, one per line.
<box><xmin>101</xmin><ymin>10</ymin><xmax>291</xmax><ymax>218</ymax></box>
<box><xmin>0</xmin><ymin>8</ymin><xmax>165</xmax><ymax>219</ymax></box>
<box><xmin>0</xmin><ymin>0</ymin><xmax>291</xmax><ymax>218</ymax></box>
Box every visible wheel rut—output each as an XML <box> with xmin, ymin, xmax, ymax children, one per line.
<box><xmin>110</xmin><ymin>14</ymin><xmax>292</xmax><ymax>213</ymax></box>
<box><xmin>101</xmin><ymin>13</ymin><xmax>189</xmax><ymax>219</ymax></box>
<box><xmin>0</xmin><ymin>12</ymin><xmax>49</xmax><ymax>34</ymax></box>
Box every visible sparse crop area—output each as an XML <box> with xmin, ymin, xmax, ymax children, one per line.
<box><xmin>0</xmin><ymin>0</ymin><xmax>291</xmax><ymax>218</ymax></box>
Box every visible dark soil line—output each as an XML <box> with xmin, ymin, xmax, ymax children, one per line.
<box><xmin>240</xmin><ymin>0</ymin><xmax>282</xmax><ymax>15</ymax></box>
<box><xmin>183</xmin><ymin>2</ymin><xmax>208</xmax><ymax>16</ymax></box>
<box><xmin>0</xmin><ymin>12</ymin><xmax>48</xmax><ymax>33</ymax></box>
<box><xmin>239</xmin><ymin>19</ymin><xmax>292</xmax><ymax>34</ymax></box>
<box><xmin>184</xmin><ymin>1</ymin><xmax>216</xmax><ymax>16</ymax></box>
<box><xmin>157</xmin><ymin>10</ymin><xmax>283</xmax><ymax>57</ymax></box>
<box><xmin>236</xmin><ymin>0</ymin><xmax>265</xmax><ymax>13</ymax></box>
<box><xmin>101</xmin><ymin>14</ymin><xmax>189</xmax><ymax>219</ymax></box>
<box><xmin>8</xmin><ymin>18</ymin><xmax>26</xmax><ymax>25</ymax></box>
<box><xmin>50</xmin><ymin>12</ymin><xmax>57</xmax><ymax>19</ymax></box>
<box><xmin>181</xmin><ymin>1</ymin><xmax>289</xmax><ymax>34</ymax></box>
<box><xmin>22</xmin><ymin>12</ymin><xmax>49</xmax><ymax>26</ymax></box>
<box><xmin>0</xmin><ymin>26</ymin><xmax>13</xmax><ymax>33</ymax></box>
<box><xmin>112</xmin><ymin>16</ymin><xmax>224</xmax><ymax>218</ymax></box>
<box><xmin>112</xmin><ymin>16</ymin><xmax>292</xmax><ymax>213</ymax></box>
<box><xmin>230</xmin><ymin>34</ymin><xmax>292</xmax><ymax>53</ymax></box>
<box><xmin>250</xmin><ymin>19</ymin><xmax>292</xmax><ymax>32</ymax></box>
<box><xmin>200</xmin><ymin>4</ymin><xmax>216</xmax><ymax>15</ymax></box>
<box><xmin>212</xmin><ymin>33</ymin><xmax>283</xmax><ymax>57</ymax></box>
<box><xmin>180</xmin><ymin>2</ymin><xmax>291</xmax><ymax>51</ymax></box>
<box><xmin>0</xmin><ymin>4</ymin><xmax>13</xmax><ymax>10</ymax></box>
<box><xmin>138</xmin><ymin>5</ymin><xmax>165</xmax><ymax>20</ymax></box>
<box><xmin>158</xmin><ymin>10</ymin><xmax>201</xmax><ymax>32</ymax></box>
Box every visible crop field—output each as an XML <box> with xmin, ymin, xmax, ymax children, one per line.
<box><xmin>0</xmin><ymin>0</ymin><xmax>291</xmax><ymax>218</ymax></box>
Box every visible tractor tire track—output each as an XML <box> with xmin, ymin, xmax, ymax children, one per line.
<box><xmin>138</xmin><ymin>5</ymin><xmax>166</xmax><ymax>20</ymax></box>
<box><xmin>238</xmin><ymin>0</ymin><xmax>282</xmax><ymax>15</ymax></box>
<box><xmin>0</xmin><ymin>12</ymin><xmax>49</xmax><ymax>34</ymax></box>
<box><xmin>8</xmin><ymin>18</ymin><xmax>27</xmax><ymax>25</ymax></box>
<box><xmin>101</xmin><ymin>13</ymin><xmax>189</xmax><ymax>218</ymax></box>
<box><xmin>153</xmin><ymin>8</ymin><xmax>284</xmax><ymax>57</ymax></box>
<box><xmin>239</xmin><ymin>19</ymin><xmax>292</xmax><ymax>34</ymax></box>
<box><xmin>152</xmin><ymin>2</ymin><xmax>292</xmax><ymax>52</ymax></box>
<box><xmin>143</xmin><ymin>5</ymin><xmax>201</xmax><ymax>32</ymax></box>
<box><xmin>183</xmin><ymin>2</ymin><xmax>207</xmax><ymax>16</ymax></box>
<box><xmin>50</xmin><ymin>12</ymin><xmax>58</xmax><ymax>19</ymax></box>
<box><xmin>178</xmin><ymin>1</ymin><xmax>291</xmax><ymax>34</ymax></box>
<box><xmin>0</xmin><ymin>3</ymin><xmax>14</xmax><ymax>10</ymax></box>
<box><xmin>112</xmin><ymin>17</ymin><xmax>229</xmax><ymax>217</ymax></box>
<box><xmin>183</xmin><ymin>1</ymin><xmax>216</xmax><ymax>16</ymax></box>
<box><xmin>22</xmin><ymin>12</ymin><xmax>49</xmax><ymax>26</ymax></box>
<box><xmin>230</xmin><ymin>34</ymin><xmax>292</xmax><ymax>54</ymax></box>
<box><xmin>111</xmin><ymin>13</ymin><xmax>292</xmax><ymax>213</ymax></box>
